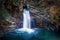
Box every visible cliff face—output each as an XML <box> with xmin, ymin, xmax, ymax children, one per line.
<box><xmin>0</xmin><ymin>0</ymin><xmax>60</xmax><ymax>31</ymax></box>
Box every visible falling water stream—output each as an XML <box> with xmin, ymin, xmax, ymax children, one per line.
<box><xmin>17</xmin><ymin>6</ymin><xmax>35</xmax><ymax>34</ymax></box>
<box><xmin>23</xmin><ymin>8</ymin><xmax>31</xmax><ymax>29</ymax></box>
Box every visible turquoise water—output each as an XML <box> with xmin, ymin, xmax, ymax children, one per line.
<box><xmin>4</xmin><ymin>28</ymin><xmax>60</xmax><ymax>40</ymax></box>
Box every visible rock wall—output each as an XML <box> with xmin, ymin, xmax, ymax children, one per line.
<box><xmin>0</xmin><ymin>0</ymin><xmax>60</xmax><ymax>31</ymax></box>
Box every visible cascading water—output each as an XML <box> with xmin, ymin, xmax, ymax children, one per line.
<box><xmin>23</xmin><ymin>8</ymin><xmax>31</xmax><ymax>29</ymax></box>
<box><xmin>16</xmin><ymin>5</ymin><xmax>34</xmax><ymax>34</ymax></box>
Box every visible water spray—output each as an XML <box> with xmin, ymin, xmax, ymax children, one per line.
<box><xmin>16</xmin><ymin>5</ymin><xmax>35</xmax><ymax>34</ymax></box>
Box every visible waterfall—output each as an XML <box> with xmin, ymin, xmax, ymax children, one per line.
<box><xmin>23</xmin><ymin>8</ymin><xmax>31</xmax><ymax>29</ymax></box>
<box><xmin>16</xmin><ymin>6</ymin><xmax>34</xmax><ymax>34</ymax></box>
